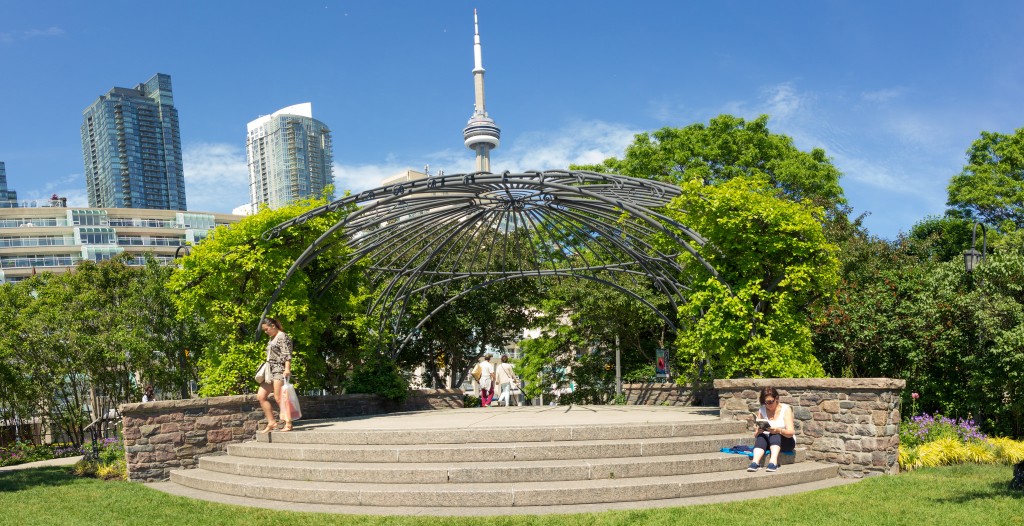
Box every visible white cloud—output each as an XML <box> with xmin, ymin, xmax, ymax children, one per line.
<box><xmin>760</xmin><ymin>83</ymin><xmax>804</xmax><ymax>121</ymax></box>
<box><xmin>330</xmin><ymin>119</ymin><xmax>638</xmax><ymax>196</ymax></box>
<box><xmin>20</xmin><ymin>173</ymin><xmax>88</xmax><ymax>208</ymax></box>
<box><xmin>334</xmin><ymin>160</ymin><xmax>419</xmax><ymax>194</ymax></box>
<box><xmin>861</xmin><ymin>87</ymin><xmax>907</xmax><ymax>103</ymax></box>
<box><xmin>500</xmin><ymin>119</ymin><xmax>639</xmax><ymax>172</ymax></box>
<box><xmin>182</xmin><ymin>142</ymin><xmax>250</xmax><ymax>213</ymax></box>
<box><xmin>0</xmin><ymin>26</ymin><xmax>64</xmax><ymax>43</ymax></box>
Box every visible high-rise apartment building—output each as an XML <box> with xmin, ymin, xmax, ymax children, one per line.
<box><xmin>81</xmin><ymin>73</ymin><xmax>187</xmax><ymax>210</ymax></box>
<box><xmin>245</xmin><ymin>103</ymin><xmax>334</xmax><ymax>211</ymax></box>
<box><xmin>0</xmin><ymin>162</ymin><xmax>17</xmax><ymax>204</ymax></box>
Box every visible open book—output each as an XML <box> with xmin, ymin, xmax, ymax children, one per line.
<box><xmin>754</xmin><ymin>418</ymin><xmax>771</xmax><ymax>431</ymax></box>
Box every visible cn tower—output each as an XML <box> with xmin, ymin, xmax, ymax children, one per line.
<box><xmin>462</xmin><ymin>9</ymin><xmax>500</xmax><ymax>173</ymax></box>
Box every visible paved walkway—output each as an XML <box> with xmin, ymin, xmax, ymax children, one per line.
<box><xmin>0</xmin><ymin>455</ymin><xmax>82</xmax><ymax>473</ymax></box>
<box><xmin>296</xmin><ymin>404</ymin><xmax>721</xmax><ymax>432</ymax></box>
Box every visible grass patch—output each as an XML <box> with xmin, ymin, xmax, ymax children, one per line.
<box><xmin>1</xmin><ymin>464</ymin><xmax>1022</xmax><ymax>526</ymax></box>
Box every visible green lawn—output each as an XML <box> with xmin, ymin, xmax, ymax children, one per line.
<box><xmin>1</xmin><ymin>464</ymin><xmax>1021</xmax><ymax>526</ymax></box>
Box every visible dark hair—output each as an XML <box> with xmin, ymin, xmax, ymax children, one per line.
<box><xmin>758</xmin><ymin>386</ymin><xmax>780</xmax><ymax>405</ymax></box>
<box><xmin>262</xmin><ymin>317</ymin><xmax>283</xmax><ymax>330</ymax></box>
<box><xmin>500</xmin><ymin>355</ymin><xmax>509</xmax><ymax>363</ymax></box>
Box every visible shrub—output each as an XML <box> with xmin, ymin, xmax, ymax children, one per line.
<box><xmin>98</xmin><ymin>437</ymin><xmax>124</xmax><ymax>464</ymax></box>
<box><xmin>346</xmin><ymin>355</ymin><xmax>409</xmax><ymax>402</ymax></box>
<box><xmin>900</xmin><ymin>413</ymin><xmax>986</xmax><ymax>449</ymax></box>
<box><xmin>96</xmin><ymin>459</ymin><xmax>127</xmax><ymax>481</ymax></box>
<box><xmin>989</xmin><ymin>437</ymin><xmax>1024</xmax><ymax>464</ymax></box>
<box><xmin>72</xmin><ymin>459</ymin><xmax>99</xmax><ymax>477</ymax></box>
<box><xmin>463</xmin><ymin>395</ymin><xmax>481</xmax><ymax>408</ymax></box>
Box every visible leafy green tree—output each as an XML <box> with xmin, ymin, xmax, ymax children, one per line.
<box><xmin>168</xmin><ymin>196</ymin><xmax>369</xmax><ymax>396</ymax></box>
<box><xmin>575</xmin><ymin>114</ymin><xmax>846</xmax><ymax>214</ymax></box>
<box><xmin>569</xmin><ymin>115</ymin><xmax>844</xmax><ymax>382</ymax></box>
<box><xmin>667</xmin><ymin>177</ymin><xmax>839</xmax><ymax>379</ymax></box>
<box><xmin>812</xmin><ymin>232</ymin><xmax>934</xmax><ymax>379</ymax></box>
<box><xmin>905</xmin><ymin>215</ymin><xmax>983</xmax><ymax>264</ymax></box>
<box><xmin>0</xmin><ymin>256</ymin><xmax>182</xmax><ymax>445</ymax></box>
<box><xmin>395</xmin><ymin>277</ymin><xmax>539</xmax><ymax>389</ymax></box>
<box><xmin>515</xmin><ymin>272</ymin><xmax>673</xmax><ymax>404</ymax></box>
<box><xmin>947</xmin><ymin>127</ymin><xmax>1024</xmax><ymax>231</ymax></box>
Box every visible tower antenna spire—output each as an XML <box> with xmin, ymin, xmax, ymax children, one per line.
<box><xmin>463</xmin><ymin>9</ymin><xmax>500</xmax><ymax>173</ymax></box>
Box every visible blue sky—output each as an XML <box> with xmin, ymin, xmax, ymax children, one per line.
<box><xmin>1</xmin><ymin>1</ymin><xmax>1022</xmax><ymax>239</ymax></box>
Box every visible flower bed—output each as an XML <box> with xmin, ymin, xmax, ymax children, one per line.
<box><xmin>0</xmin><ymin>441</ymin><xmax>89</xmax><ymax>467</ymax></box>
<box><xmin>899</xmin><ymin>412</ymin><xmax>1024</xmax><ymax>470</ymax></box>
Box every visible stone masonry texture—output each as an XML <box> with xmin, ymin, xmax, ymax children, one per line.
<box><xmin>120</xmin><ymin>389</ymin><xmax>463</xmax><ymax>482</ymax></box>
<box><xmin>714</xmin><ymin>378</ymin><xmax>905</xmax><ymax>478</ymax></box>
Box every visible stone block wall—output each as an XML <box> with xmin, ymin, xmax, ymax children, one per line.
<box><xmin>120</xmin><ymin>389</ymin><xmax>462</xmax><ymax>482</ymax></box>
<box><xmin>621</xmin><ymin>382</ymin><xmax>718</xmax><ymax>406</ymax></box>
<box><xmin>714</xmin><ymin>378</ymin><xmax>905</xmax><ymax>478</ymax></box>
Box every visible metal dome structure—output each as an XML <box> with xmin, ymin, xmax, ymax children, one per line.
<box><xmin>258</xmin><ymin>170</ymin><xmax>723</xmax><ymax>354</ymax></box>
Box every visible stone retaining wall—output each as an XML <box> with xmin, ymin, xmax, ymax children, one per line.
<box><xmin>119</xmin><ymin>389</ymin><xmax>463</xmax><ymax>482</ymax></box>
<box><xmin>621</xmin><ymin>382</ymin><xmax>718</xmax><ymax>406</ymax></box>
<box><xmin>714</xmin><ymin>378</ymin><xmax>905</xmax><ymax>478</ymax></box>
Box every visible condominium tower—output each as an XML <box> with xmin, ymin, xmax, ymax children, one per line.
<box><xmin>0</xmin><ymin>162</ymin><xmax>17</xmax><ymax>204</ymax></box>
<box><xmin>245</xmin><ymin>103</ymin><xmax>334</xmax><ymax>211</ymax></box>
<box><xmin>81</xmin><ymin>73</ymin><xmax>187</xmax><ymax>210</ymax></box>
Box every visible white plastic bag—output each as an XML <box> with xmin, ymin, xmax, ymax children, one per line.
<box><xmin>280</xmin><ymin>378</ymin><xmax>302</xmax><ymax>421</ymax></box>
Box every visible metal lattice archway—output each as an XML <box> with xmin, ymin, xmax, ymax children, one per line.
<box><xmin>258</xmin><ymin>170</ymin><xmax>724</xmax><ymax>354</ymax></box>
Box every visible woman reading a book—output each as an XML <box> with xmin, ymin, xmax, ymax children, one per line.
<box><xmin>747</xmin><ymin>386</ymin><xmax>795</xmax><ymax>473</ymax></box>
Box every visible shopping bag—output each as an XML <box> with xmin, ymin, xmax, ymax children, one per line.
<box><xmin>280</xmin><ymin>379</ymin><xmax>302</xmax><ymax>421</ymax></box>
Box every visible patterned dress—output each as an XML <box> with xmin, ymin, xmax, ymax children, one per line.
<box><xmin>265</xmin><ymin>331</ymin><xmax>293</xmax><ymax>382</ymax></box>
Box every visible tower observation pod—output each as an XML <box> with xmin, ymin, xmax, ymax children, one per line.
<box><xmin>462</xmin><ymin>9</ymin><xmax>500</xmax><ymax>173</ymax></box>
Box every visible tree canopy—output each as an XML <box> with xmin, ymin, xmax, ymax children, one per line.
<box><xmin>947</xmin><ymin>127</ymin><xmax>1024</xmax><ymax>231</ymax></box>
<box><xmin>167</xmin><ymin>195</ymin><xmax>369</xmax><ymax>396</ymax></box>
<box><xmin>667</xmin><ymin>177</ymin><xmax>838</xmax><ymax>379</ymax></box>
<box><xmin>576</xmin><ymin>114</ymin><xmax>846</xmax><ymax>213</ymax></box>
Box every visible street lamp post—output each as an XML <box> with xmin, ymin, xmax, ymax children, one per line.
<box><xmin>174</xmin><ymin>244</ymin><xmax>191</xmax><ymax>261</ymax></box>
<box><xmin>963</xmin><ymin>222</ymin><xmax>987</xmax><ymax>274</ymax></box>
<box><xmin>963</xmin><ymin>221</ymin><xmax>988</xmax><ymax>429</ymax></box>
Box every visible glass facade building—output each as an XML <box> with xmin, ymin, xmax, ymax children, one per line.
<box><xmin>0</xmin><ymin>162</ymin><xmax>18</xmax><ymax>204</ymax></box>
<box><xmin>246</xmin><ymin>103</ymin><xmax>334</xmax><ymax>210</ymax></box>
<box><xmin>0</xmin><ymin>204</ymin><xmax>240</xmax><ymax>284</ymax></box>
<box><xmin>81</xmin><ymin>73</ymin><xmax>187</xmax><ymax>210</ymax></box>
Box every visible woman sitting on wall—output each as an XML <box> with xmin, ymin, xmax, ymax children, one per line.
<box><xmin>747</xmin><ymin>386</ymin><xmax>795</xmax><ymax>473</ymax></box>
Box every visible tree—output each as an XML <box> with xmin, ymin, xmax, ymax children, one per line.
<box><xmin>667</xmin><ymin>177</ymin><xmax>839</xmax><ymax>379</ymax></box>
<box><xmin>947</xmin><ymin>127</ymin><xmax>1024</xmax><ymax>231</ymax></box>
<box><xmin>571</xmin><ymin>115</ymin><xmax>845</xmax><ymax>381</ymax></box>
<box><xmin>516</xmin><ymin>273</ymin><xmax>673</xmax><ymax>404</ymax></box>
<box><xmin>167</xmin><ymin>195</ymin><xmax>369</xmax><ymax>396</ymax></box>
<box><xmin>575</xmin><ymin>114</ymin><xmax>846</xmax><ymax>214</ymax></box>
<box><xmin>0</xmin><ymin>255</ymin><xmax>183</xmax><ymax>446</ymax></box>
<box><xmin>905</xmin><ymin>215</ymin><xmax>983</xmax><ymax>264</ymax></box>
<box><xmin>394</xmin><ymin>277</ymin><xmax>539</xmax><ymax>390</ymax></box>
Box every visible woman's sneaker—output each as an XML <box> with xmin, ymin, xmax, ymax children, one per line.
<box><xmin>766</xmin><ymin>463</ymin><xmax>778</xmax><ymax>472</ymax></box>
<box><xmin>747</xmin><ymin>462</ymin><xmax>760</xmax><ymax>472</ymax></box>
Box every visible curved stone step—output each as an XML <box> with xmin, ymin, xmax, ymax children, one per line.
<box><xmin>150</xmin><ymin>475</ymin><xmax>860</xmax><ymax>516</ymax></box>
<box><xmin>258</xmin><ymin>419</ymin><xmax>748</xmax><ymax>445</ymax></box>
<box><xmin>230</xmin><ymin>433</ymin><xmax>753</xmax><ymax>463</ymax></box>
<box><xmin>200</xmin><ymin>449</ymin><xmax>805</xmax><ymax>483</ymax></box>
<box><xmin>169</xmin><ymin>461</ymin><xmax>837</xmax><ymax>507</ymax></box>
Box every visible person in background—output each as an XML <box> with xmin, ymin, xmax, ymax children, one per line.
<box><xmin>142</xmin><ymin>385</ymin><xmax>155</xmax><ymax>403</ymax></box>
<box><xmin>257</xmin><ymin>317</ymin><xmax>293</xmax><ymax>432</ymax></box>
<box><xmin>478</xmin><ymin>353</ymin><xmax>496</xmax><ymax>407</ymax></box>
<box><xmin>494</xmin><ymin>355</ymin><xmax>518</xmax><ymax>407</ymax></box>
<box><xmin>747</xmin><ymin>386</ymin><xmax>795</xmax><ymax>473</ymax></box>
